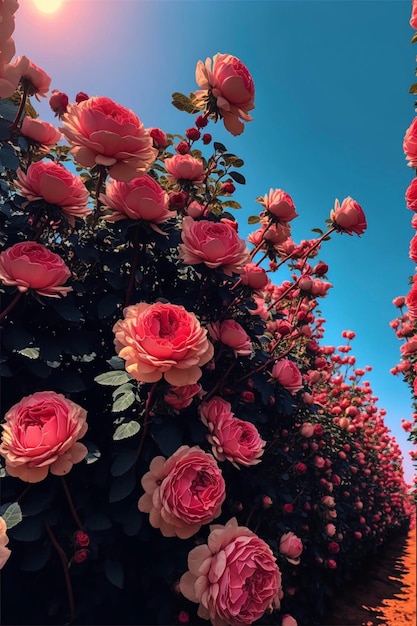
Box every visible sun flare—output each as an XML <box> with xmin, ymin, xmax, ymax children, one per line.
<box><xmin>33</xmin><ymin>0</ymin><xmax>63</xmax><ymax>14</ymax></box>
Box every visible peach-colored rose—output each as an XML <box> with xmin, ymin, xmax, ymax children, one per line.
<box><xmin>100</xmin><ymin>173</ymin><xmax>171</xmax><ymax>228</ymax></box>
<box><xmin>208</xmin><ymin>319</ymin><xmax>252</xmax><ymax>356</ymax></box>
<box><xmin>330</xmin><ymin>197</ymin><xmax>366</xmax><ymax>236</ymax></box>
<box><xmin>164</xmin><ymin>383</ymin><xmax>203</xmax><ymax>411</ymax></box>
<box><xmin>0</xmin><ymin>58</ymin><xmax>22</xmax><ymax>97</ymax></box>
<box><xmin>405</xmin><ymin>177</ymin><xmax>417</xmax><ymax>211</ymax></box>
<box><xmin>180</xmin><ymin>517</ymin><xmax>282</xmax><ymax>626</ymax></box>
<box><xmin>194</xmin><ymin>53</ymin><xmax>255</xmax><ymax>136</ymax></box>
<box><xmin>0</xmin><ymin>241</ymin><xmax>72</xmax><ymax>297</ymax></box>
<box><xmin>0</xmin><ymin>0</ymin><xmax>18</xmax><ymax>46</ymax></box>
<box><xmin>113</xmin><ymin>301</ymin><xmax>214</xmax><ymax>386</ymax></box>
<box><xmin>279</xmin><ymin>532</ymin><xmax>303</xmax><ymax>565</ymax></box>
<box><xmin>61</xmin><ymin>96</ymin><xmax>157</xmax><ymax>182</ymax></box>
<box><xmin>15</xmin><ymin>161</ymin><xmax>90</xmax><ymax>226</ymax></box>
<box><xmin>259</xmin><ymin>189</ymin><xmax>298</xmax><ymax>222</ymax></box>
<box><xmin>199</xmin><ymin>396</ymin><xmax>265</xmax><ymax>467</ymax></box>
<box><xmin>271</xmin><ymin>359</ymin><xmax>303</xmax><ymax>394</ymax></box>
<box><xmin>180</xmin><ymin>216</ymin><xmax>250</xmax><ymax>276</ymax></box>
<box><xmin>0</xmin><ymin>516</ymin><xmax>11</xmax><ymax>570</ymax></box>
<box><xmin>13</xmin><ymin>56</ymin><xmax>51</xmax><ymax>99</ymax></box>
<box><xmin>138</xmin><ymin>445</ymin><xmax>225</xmax><ymax>539</ymax></box>
<box><xmin>21</xmin><ymin>116</ymin><xmax>63</xmax><ymax>147</ymax></box>
<box><xmin>240</xmin><ymin>262</ymin><xmax>269</xmax><ymax>290</ymax></box>
<box><xmin>0</xmin><ymin>391</ymin><xmax>88</xmax><ymax>483</ymax></box>
<box><xmin>247</xmin><ymin>221</ymin><xmax>291</xmax><ymax>252</ymax></box>
<box><xmin>164</xmin><ymin>154</ymin><xmax>205</xmax><ymax>185</ymax></box>
<box><xmin>282</xmin><ymin>615</ymin><xmax>298</xmax><ymax>626</ymax></box>
<box><xmin>0</xmin><ymin>34</ymin><xmax>14</xmax><ymax>64</ymax></box>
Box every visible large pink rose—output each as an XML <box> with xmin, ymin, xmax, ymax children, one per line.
<box><xmin>180</xmin><ymin>517</ymin><xmax>282</xmax><ymax>626</ymax></box>
<box><xmin>180</xmin><ymin>216</ymin><xmax>250</xmax><ymax>276</ymax></box>
<box><xmin>240</xmin><ymin>262</ymin><xmax>269</xmax><ymax>290</ymax></box>
<box><xmin>113</xmin><ymin>301</ymin><xmax>214</xmax><ymax>385</ymax></box>
<box><xmin>0</xmin><ymin>391</ymin><xmax>88</xmax><ymax>483</ymax></box>
<box><xmin>330</xmin><ymin>197</ymin><xmax>366</xmax><ymax>236</ymax></box>
<box><xmin>405</xmin><ymin>177</ymin><xmax>417</xmax><ymax>211</ymax></box>
<box><xmin>410</xmin><ymin>233</ymin><xmax>417</xmax><ymax>263</ymax></box>
<box><xmin>164</xmin><ymin>154</ymin><xmax>205</xmax><ymax>185</ymax></box>
<box><xmin>0</xmin><ymin>241</ymin><xmax>72</xmax><ymax>297</ymax></box>
<box><xmin>271</xmin><ymin>359</ymin><xmax>303</xmax><ymax>394</ymax></box>
<box><xmin>194</xmin><ymin>53</ymin><xmax>255</xmax><ymax>136</ymax></box>
<box><xmin>138</xmin><ymin>445</ymin><xmax>225</xmax><ymax>539</ymax></box>
<box><xmin>404</xmin><ymin>117</ymin><xmax>417</xmax><ymax>168</ymax></box>
<box><xmin>279</xmin><ymin>532</ymin><xmax>303</xmax><ymax>565</ymax></box>
<box><xmin>208</xmin><ymin>319</ymin><xmax>252</xmax><ymax>356</ymax></box>
<box><xmin>13</xmin><ymin>56</ymin><xmax>51</xmax><ymax>99</ymax></box>
<box><xmin>60</xmin><ymin>96</ymin><xmax>157</xmax><ymax>182</ymax></box>
<box><xmin>0</xmin><ymin>516</ymin><xmax>11</xmax><ymax>570</ymax></box>
<box><xmin>259</xmin><ymin>189</ymin><xmax>298</xmax><ymax>222</ymax></box>
<box><xmin>100</xmin><ymin>173</ymin><xmax>171</xmax><ymax>227</ymax></box>
<box><xmin>15</xmin><ymin>161</ymin><xmax>90</xmax><ymax>226</ymax></box>
<box><xmin>21</xmin><ymin>116</ymin><xmax>63</xmax><ymax>147</ymax></box>
<box><xmin>0</xmin><ymin>58</ymin><xmax>22</xmax><ymax>97</ymax></box>
<box><xmin>199</xmin><ymin>396</ymin><xmax>265</xmax><ymax>467</ymax></box>
<box><xmin>411</xmin><ymin>0</ymin><xmax>417</xmax><ymax>30</ymax></box>
<box><xmin>406</xmin><ymin>276</ymin><xmax>417</xmax><ymax>320</ymax></box>
<box><xmin>164</xmin><ymin>383</ymin><xmax>203</xmax><ymax>411</ymax></box>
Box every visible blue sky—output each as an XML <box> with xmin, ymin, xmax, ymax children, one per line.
<box><xmin>13</xmin><ymin>0</ymin><xmax>416</xmax><ymax>483</ymax></box>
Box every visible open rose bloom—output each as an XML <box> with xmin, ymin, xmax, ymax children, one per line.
<box><xmin>0</xmin><ymin>392</ymin><xmax>88</xmax><ymax>483</ymax></box>
<box><xmin>21</xmin><ymin>116</ymin><xmax>63</xmax><ymax>147</ymax></box>
<box><xmin>330</xmin><ymin>197</ymin><xmax>367</xmax><ymax>236</ymax></box>
<box><xmin>138</xmin><ymin>445</ymin><xmax>225</xmax><ymax>538</ymax></box>
<box><xmin>259</xmin><ymin>188</ymin><xmax>298</xmax><ymax>222</ymax></box>
<box><xmin>113</xmin><ymin>301</ymin><xmax>214</xmax><ymax>385</ymax></box>
<box><xmin>0</xmin><ymin>516</ymin><xmax>11</xmax><ymax>570</ymax></box>
<box><xmin>271</xmin><ymin>359</ymin><xmax>303</xmax><ymax>394</ymax></box>
<box><xmin>279</xmin><ymin>531</ymin><xmax>303</xmax><ymax>565</ymax></box>
<box><xmin>194</xmin><ymin>53</ymin><xmax>255</xmax><ymax>136</ymax></box>
<box><xmin>61</xmin><ymin>96</ymin><xmax>157</xmax><ymax>182</ymax></box>
<box><xmin>180</xmin><ymin>517</ymin><xmax>282</xmax><ymax>626</ymax></box>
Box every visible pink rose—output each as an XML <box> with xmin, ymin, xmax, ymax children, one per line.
<box><xmin>21</xmin><ymin>116</ymin><xmax>63</xmax><ymax>147</ymax></box>
<box><xmin>138</xmin><ymin>445</ymin><xmax>225</xmax><ymax>539</ymax></box>
<box><xmin>406</xmin><ymin>277</ymin><xmax>417</xmax><ymax>319</ymax></box>
<box><xmin>180</xmin><ymin>517</ymin><xmax>282</xmax><ymax>626</ymax></box>
<box><xmin>247</xmin><ymin>222</ymin><xmax>291</xmax><ymax>252</ymax></box>
<box><xmin>410</xmin><ymin>233</ymin><xmax>417</xmax><ymax>263</ymax></box>
<box><xmin>180</xmin><ymin>216</ymin><xmax>250</xmax><ymax>276</ymax></box>
<box><xmin>259</xmin><ymin>189</ymin><xmax>298</xmax><ymax>222</ymax></box>
<box><xmin>113</xmin><ymin>302</ymin><xmax>214</xmax><ymax>386</ymax></box>
<box><xmin>411</xmin><ymin>0</ymin><xmax>417</xmax><ymax>30</ymax></box>
<box><xmin>164</xmin><ymin>154</ymin><xmax>205</xmax><ymax>185</ymax></box>
<box><xmin>405</xmin><ymin>177</ymin><xmax>417</xmax><ymax>211</ymax></box>
<box><xmin>208</xmin><ymin>319</ymin><xmax>252</xmax><ymax>356</ymax></box>
<box><xmin>330</xmin><ymin>197</ymin><xmax>367</xmax><ymax>236</ymax></box>
<box><xmin>15</xmin><ymin>161</ymin><xmax>90</xmax><ymax>226</ymax></box>
<box><xmin>199</xmin><ymin>396</ymin><xmax>265</xmax><ymax>467</ymax></box>
<box><xmin>164</xmin><ymin>383</ymin><xmax>203</xmax><ymax>411</ymax></box>
<box><xmin>149</xmin><ymin>127</ymin><xmax>168</xmax><ymax>148</ymax></box>
<box><xmin>0</xmin><ymin>391</ymin><xmax>88</xmax><ymax>483</ymax></box>
<box><xmin>300</xmin><ymin>422</ymin><xmax>315</xmax><ymax>438</ymax></box>
<box><xmin>0</xmin><ymin>0</ymin><xmax>18</xmax><ymax>46</ymax></box>
<box><xmin>100</xmin><ymin>173</ymin><xmax>171</xmax><ymax>227</ymax></box>
<box><xmin>404</xmin><ymin>117</ymin><xmax>417</xmax><ymax>168</ymax></box>
<box><xmin>194</xmin><ymin>53</ymin><xmax>255</xmax><ymax>136</ymax></box>
<box><xmin>325</xmin><ymin>523</ymin><xmax>336</xmax><ymax>537</ymax></box>
<box><xmin>0</xmin><ymin>241</ymin><xmax>72</xmax><ymax>297</ymax></box>
<box><xmin>13</xmin><ymin>56</ymin><xmax>51</xmax><ymax>99</ymax></box>
<box><xmin>60</xmin><ymin>96</ymin><xmax>157</xmax><ymax>182</ymax></box>
<box><xmin>240</xmin><ymin>262</ymin><xmax>269</xmax><ymax>290</ymax></box>
<box><xmin>400</xmin><ymin>338</ymin><xmax>417</xmax><ymax>356</ymax></box>
<box><xmin>279</xmin><ymin>531</ymin><xmax>303</xmax><ymax>564</ymax></box>
<box><xmin>282</xmin><ymin>615</ymin><xmax>298</xmax><ymax>626</ymax></box>
<box><xmin>0</xmin><ymin>58</ymin><xmax>23</xmax><ymax>97</ymax></box>
<box><xmin>49</xmin><ymin>89</ymin><xmax>69</xmax><ymax>117</ymax></box>
<box><xmin>271</xmin><ymin>359</ymin><xmax>303</xmax><ymax>394</ymax></box>
<box><xmin>0</xmin><ymin>516</ymin><xmax>11</xmax><ymax>570</ymax></box>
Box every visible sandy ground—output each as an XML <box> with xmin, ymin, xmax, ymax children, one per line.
<box><xmin>321</xmin><ymin>525</ymin><xmax>416</xmax><ymax>626</ymax></box>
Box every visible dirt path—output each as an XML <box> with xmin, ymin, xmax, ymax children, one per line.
<box><xmin>321</xmin><ymin>525</ymin><xmax>416</xmax><ymax>626</ymax></box>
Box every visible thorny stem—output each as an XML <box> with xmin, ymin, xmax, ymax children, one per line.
<box><xmin>45</xmin><ymin>523</ymin><xmax>75</xmax><ymax>624</ymax></box>
<box><xmin>10</xmin><ymin>83</ymin><xmax>29</xmax><ymax>132</ymax></box>
<box><xmin>136</xmin><ymin>382</ymin><xmax>158</xmax><ymax>462</ymax></box>
<box><xmin>61</xmin><ymin>477</ymin><xmax>84</xmax><ymax>530</ymax></box>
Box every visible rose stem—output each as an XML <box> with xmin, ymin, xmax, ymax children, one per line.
<box><xmin>45</xmin><ymin>522</ymin><xmax>75</xmax><ymax>624</ymax></box>
<box><xmin>60</xmin><ymin>477</ymin><xmax>84</xmax><ymax>530</ymax></box>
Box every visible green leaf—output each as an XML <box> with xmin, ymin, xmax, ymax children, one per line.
<box><xmin>104</xmin><ymin>559</ymin><xmax>124</xmax><ymax>589</ymax></box>
<box><xmin>85</xmin><ymin>513</ymin><xmax>112</xmax><ymax>531</ymax></box>
<box><xmin>109</xmin><ymin>470</ymin><xmax>136</xmax><ymax>503</ymax></box>
<box><xmin>409</xmin><ymin>82</ymin><xmax>417</xmax><ymax>95</ymax></box>
<box><xmin>112</xmin><ymin>383</ymin><xmax>134</xmax><ymax>399</ymax></box>
<box><xmin>213</xmin><ymin>142</ymin><xmax>227</xmax><ymax>153</ymax></box>
<box><xmin>248</xmin><ymin>215</ymin><xmax>261</xmax><ymax>225</ymax></box>
<box><xmin>111</xmin><ymin>450</ymin><xmax>137</xmax><ymax>477</ymax></box>
<box><xmin>94</xmin><ymin>370</ymin><xmax>131</xmax><ymax>386</ymax></box>
<box><xmin>1</xmin><ymin>502</ymin><xmax>22</xmax><ymax>529</ymax></box>
<box><xmin>222</xmin><ymin>200</ymin><xmax>242</xmax><ymax>209</ymax></box>
<box><xmin>228</xmin><ymin>171</ymin><xmax>246</xmax><ymax>185</ymax></box>
<box><xmin>411</xmin><ymin>32</ymin><xmax>417</xmax><ymax>44</ymax></box>
<box><xmin>311</xmin><ymin>228</ymin><xmax>324</xmax><ymax>235</ymax></box>
<box><xmin>113</xmin><ymin>421</ymin><xmax>141</xmax><ymax>441</ymax></box>
<box><xmin>171</xmin><ymin>92</ymin><xmax>200</xmax><ymax>114</ymax></box>
<box><xmin>112</xmin><ymin>390</ymin><xmax>136</xmax><ymax>413</ymax></box>
<box><xmin>17</xmin><ymin>347</ymin><xmax>40</xmax><ymax>359</ymax></box>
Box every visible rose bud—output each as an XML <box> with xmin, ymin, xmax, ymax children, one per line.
<box><xmin>221</xmin><ymin>181</ymin><xmax>236</xmax><ymax>194</ymax></box>
<box><xmin>185</xmin><ymin>127</ymin><xmax>201</xmax><ymax>141</ymax></box>
<box><xmin>75</xmin><ymin>91</ymin><xmax>89</xmax><ymax>103</ymax></box>
<box><xmin>49</xmin><ymin>89</ymin><xmax>69</xmax><ymax>117</ymax></box>
<box><xmin>202</xmin><ymin>133</ymin><xmax>212</xmax><ymax>144</ymax></box>
<box><xmin>74</xmin><ymin>531</ymin><xmax>90</xmax><ymax>547</ymax></box>
<box><xmin>175</xmin><ymin>141</ymin><xmax>190</xmax><ymax>155</ymax></box>
<box><xmin>195</xmin><ymin>114</ymin><xmax>208</xmax><ymax>128</ymax></box>
<box><xmin>73</xmin><ymin>549</ymin><xmax>89</xmax><ymax>564</ymax></box>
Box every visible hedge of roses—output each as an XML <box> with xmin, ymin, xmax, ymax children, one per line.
<box><xmin>0</xmin><ymin>3</ymin><xmax>413</xmax><ymax>626</ymax></box>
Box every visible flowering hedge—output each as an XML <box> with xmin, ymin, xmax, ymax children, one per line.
<box><xmin>0</xmin><ymin>3</ymin><xmax>413</xmax><ymax>625</ymax></box>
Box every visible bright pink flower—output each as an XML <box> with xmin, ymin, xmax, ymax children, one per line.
<box><xmin>282</xmin><ymin>614</ymin><xmax>298</xmax><ymax>626</ymax></box>
<box><xmin>194</xmin><ymin>53</ymin><xmax>255</xmax><ymax>136</ymax></box>
<box><xmin>164</xmin><ymin>383</ymin><xmax>203</xmax><ymax>411</ymax></box>
<box><xmin>164</xmin><ymin>154</ymin><xmax>205</xmax><ymax>185</ymax></box>
<box><xmin>400</xmin><ymin>338</ymin><xmax>417</xmax><ymax>356</ymax></box>
<box><xmin>180</xmin><ymin>517</ymin><xmax>282</xmax><ymax>626</ymax></box>
<box><xmin>0</xmin><ymin>0</ymin><xmax>18</xmax><ymax>48</ymax></box>
<box><xmin>410</xmin><ymin>233</ymin><xmax>417</xmax><ymax>263</ymax></box>
<box><xmin>240</xmin><ymin>262</ymin><xmax>269</xmax><ymax>290</ymax></box>
<box><xmin>411</xmin><ymin>0</ymin><xmax>417</xmax><ymax>30</ymax></box>
<box><xmin>61</xmin><ymin>96</ymin><xmax>157</xmax><ymax>182</ymax></box>
<box><xmin>100</xmin><ymin>174</ymin><xmax>171</xmax><ymax>228</ymax></box>
<box><xmin>149</xmin><ymin>127</ymin><xmax>168</xmax><ymax>148</ymax></box>
<box><xmin>330</xmin><ymin>197</ymin><xmax>367</xmax><ymax>236</ymax></box>
<box><xmin>271</xmin><ymin>359</ymin><xmax>303</xmax><ymax>394</ymax></box>
<box><xmin>0</xmin><ymin>516</ymin><xmax>11</xmax><ymax>569</ymax></box>
<box><xmin>300</xmin><ymin>422</ymin><xmax>315</xmax><ymax>438</ymax></box>
<box><xmin>279</xmin><ymin>532</ymin><xmax>303</xmax><ymax>565</ymax></box>
<box><xmin>208</xmin><ymin>319</ymin><xmax>252</xmax><ymax>356</ymax></box>
<box><xmin>404</xmin><ymin>117</ymin><xmax>417</xmax><ymax>168</ymax></box>
<box><xmin>325</xmin><ymin>523</ymin><xmax>336</xmax><ymax>537</ymax></box>
<box><xmin>0</xmin><ymin>58</ymin><xmax>23</xmax><ymax>97</ymax></box>
<box><xmin>199</xmin><ymin>396</ymin><xmax>265</xmax><ymax>467</ymax></box>
<box><xmin>13</xmin><ymin>56</ymin><xmax>51</xmax><ymax>99</ymax></box>
<box><xmin>113</xmin><ymin>302</ymin><xmax>214</xmax><ymax>386</ymax></box>
<box><xmin>406</xmin><ymin>278</ymin><xmax>417</xmax><ymax>320</ymax></box>
<box><xmin>259</xmin><ymin>189</ymin><xmax>298</xmax><ymax>222</ymax></box>
<box><xmin>0</xmin><ymin>391</ymin><xmax>88</xmax><ymax>483</ymax></box>
<box><xmin>15</xmin><ymin>161</ymin><xmax>90</xmax><ymax>226</ymax></box>
<box><xmin>138</xmin><ymin>446</ymin><xmax>225</xmax><ymax>539</ymax></box>
<box><xmin>21</xmin><ymin>116</ymin><xmax>63</xmax><ymax>147</ymax></box>
<box><xmin>0</xmin><ymin>241</ymin><xmax>72</xmax><ymax>297</ymax></box>
<box><xmin>180</xmin><ymin>216</ymin><xmax>250</xmax><ymax>276</ymax></box>
<box><xmin>49</xmin><ymin>89</ymin><xmax>69</xmax><ymax>117</ymax></box>
<box><xmin>405</xmin><ymin>178</ymin><xmax>417</xmax><ymax>211</ymax></box>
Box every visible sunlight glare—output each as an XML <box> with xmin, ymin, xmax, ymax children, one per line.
<box><xmin>33</xmin><ymin>0</ymin><xmax>63</xmax><ymax>14</ymax></box>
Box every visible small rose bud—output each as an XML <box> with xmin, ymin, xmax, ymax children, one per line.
<box><xmin>262</xmin><ymin>495</ymin><xmax>273</xmax><ymax>509</ymax></box>
<box><xmin>178</xmin><ymin>611</ymin><xmax>189</xmax><ymax>625</ymax></box>
<box><xmin>49</xmin><ymin>89</ymin><xmax>68</xmax><ymax>117</ymax></box>
<box><xmin>221</xmin><ymin>181</ymin><xmax>236</xmax><ymax>194</ymax></box>
<box><xmin>313</xmin><ymin>261</ymin><xmax>329</xmax><ymax>276</ymax></box>
<box><xmin>313</xmin><ymin>424</ymin><xmax>324</xmax><ymax>436</ymax></box>
<box><xmin>176</xmin><ymin>141</ymin><xmax>190</xmax><ymax>155</ymax></box>
<box><xmin>294</xmin><ymin>462</ymin><xmax>307</xmax><ymax>474</ymax></box>
<box><xmin>241</xmin><ymin>390</ymin><xmax>255</xmax><ymax>403</ymax></box>
<box><xmin>74</xmin><ymin>531</ymin><xmax>90</xmax><ymax>547</ymax></box>
<box><xmin>73</xmin><ymin>549</ymin><xmax>89</xmax><ymax>564</ymax></box>
<box><xmin>195</xmin><ymin>114</ymin><xmax>208</xmax><ymax>128</ymax></box>
<box><xmin>150</xmin><ymin>127</ymin><xmax>168</xmax><ymax>148</ymax></box>
<box><xmin>75</xmin><ymin>91</ymin><xmax>89</xmax><ymax>103</ymax></box>
<box><xmin>169</xmin><ymin>191</ymin><xmax>188</xmax><ymax>210</ymax></box>
<box><xmin>283</xmin><ymin>503</ymin><xmax>294</xmax><ymax>514</ymax></box>
<box><xmin>202</xmin><ymin>133</ymin><xmax>212</xmax><ymax>145</ymax></box>
<box><xmin>185</xmin><ymin>127</ymin><xmax>201</xmax><ymax>141</ymax></box>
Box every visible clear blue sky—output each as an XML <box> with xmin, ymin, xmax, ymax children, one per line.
<box><xmin>13</xmin><ymin>0</ymin><xmax>416</xmax><ymax>484</ymax></box>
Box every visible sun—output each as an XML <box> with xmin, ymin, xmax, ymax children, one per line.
<box><xmin>33</xmin><ymin>0</ymin><xmax>63</xmax><ymax>13</ymax></box>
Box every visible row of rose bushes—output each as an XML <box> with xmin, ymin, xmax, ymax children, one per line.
<box><xmin>0</xmin><ymin>2</ymin><xmax>413</xmax><ymax>625</ymax></box>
